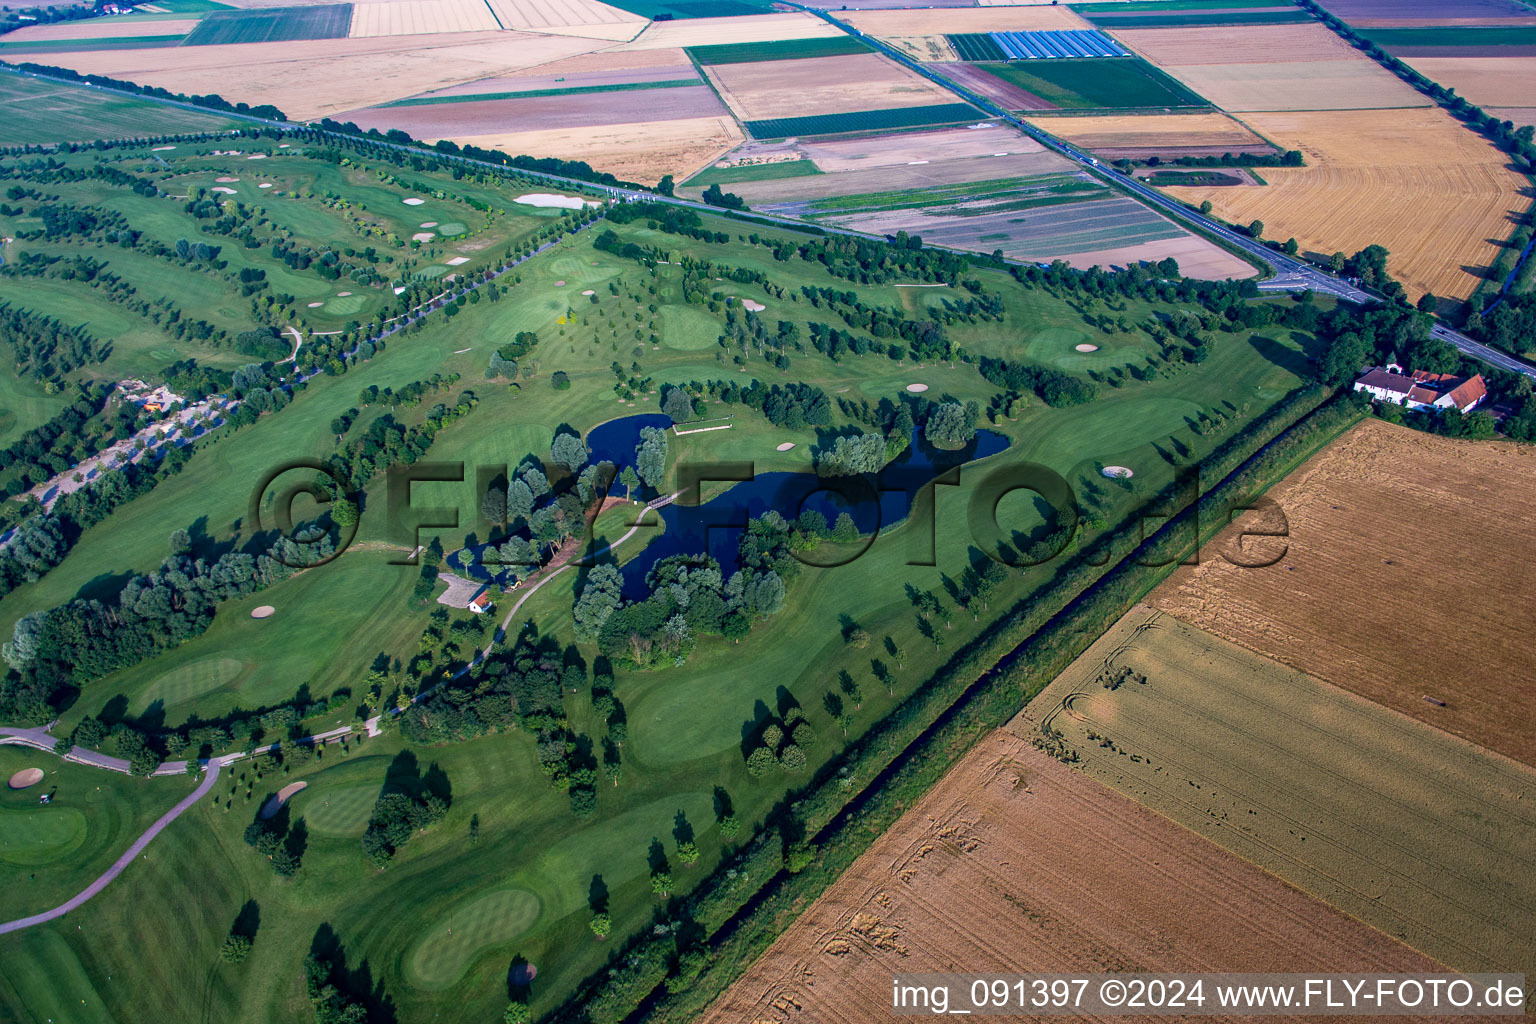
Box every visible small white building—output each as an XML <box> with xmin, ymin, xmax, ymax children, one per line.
<box><xmin>467</xmin><ymin>587</ymin><xmax>493</xmax><ymax>615</ymax></box>
<box><xmin>1353</xmin><ymin>364</ymin><xmax>1486</xmax><ymax>414</ymax></box>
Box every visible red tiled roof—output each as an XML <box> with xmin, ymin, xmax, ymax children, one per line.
<box><xmin>1406</xmin><ymin>386</ymin><xmax>1439</xmax><ymax>405</ymax></box>
<box><xmin>1441</xmin><ymin>374</ymin><xmax>1487</xmax><ymax>411</ymax></box>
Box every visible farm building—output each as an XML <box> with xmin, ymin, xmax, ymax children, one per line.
<box><xmin>1353</xmin><ymin>364</ymin><xmax>1487</xmax><ymax>413</ymax></box>
<box><xmin>468</xmin><ymin>587</ymin><xmax>494</xmax><ymax>614</ymax></box>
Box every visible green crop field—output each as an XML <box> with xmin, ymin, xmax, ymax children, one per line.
<box><xmin>743</xmin><ymin>102</ymin><xmax>980</xmax><ymax>140</ymax></box>
<box><xmin>1360</xmin><ymin>25</ymin><xmax>1536</xmax><ymax>47</ymax></box>
<box><xmin>970</xmin><ymin>58</ymin><xmax>1209</xmax><ymax>110</ymax></box>
<box><xmin>600</xmin><ymin>0</ymin><xmax>773</xmax><ymax>18</ymax></box>
<box><xmin>683</xmin><ymin>159</ymin><xmax>822</xmax><ymax>186</ymax></box>
<box><xmin>0</xmin><ymin>34</ymin><xmax>186</xmax><ymax>51</ymax></box>
<box><xmin>382</xmin><ymin>79</ymin><xmax>701</xmax><ymax>108</ymax></box>
<box><xmin>182</xmin><ymin>3</ymin><xmax>352</xmax><ymax>45</ymax></box>
<box><xmin>1083</xmin><ymin>9</ymin><xmax>1312</xmax><ymax>26</ymax></box>
<box><xmin>686</xmin><ymin>36</ymin><xmax>871</xmax><ymax>65</ymax></box>
<box><xmin>0</xmin><ymin>73</ymin><xmax>241</xmax><ymax>146</ymax></box>
<box><xmin>0</xmin><ymin>126</ymin><xmax>1334</xmax><ymax>1024</ymax></box>
<box><xmin>948</xmin><ymin>33</ymin><xmax>1009</xmax><ymax>61</ymax></box>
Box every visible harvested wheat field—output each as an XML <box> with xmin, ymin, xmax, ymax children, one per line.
<box><xmin>699</xmin><ymin>731</ymin><xmax>1482</xmax><ymax>1024</ymax></box>
<box><xmin>705</xmin><ymin>53</ymin><xmax>954</xmax><ymax>122</ymax></box>
<box><xmin>610</xmin><ymin>13</ymin><xmax>840</xmax><ymax>51</ymax></box>
<box><xmin>348</xmin><ymin>0</ymin><xmax>500</xmax><ymax>37</ymax></box>
<box><xmin>842</xmin><ymin>5</ymin><xmax>1091</xmax><ymax>35</ymax></box>
<box><xmin>1487</xmin><ymin>105</ymin><xmax>1536</xmax><ymax>128</ymax></box>
<box><xmin>485</xmin><ymin>0</ymin><xmax>646</xmax><ymax>38</ymax></box>
<box><xmin>1160</xmin><ymin>108</ymin><xmax>1525</xmax><ymax>299</ymax></box>
<box><xmin>1</xmin><ymin>16</ymin><xmax>200</xmax><ymax>40</ymax></box>
<box><xmin>1401</xmin><ymin>55</ymin><xmax>1536</xmax><ymax>107</ymax></box>
<box><xmin>1153</xmin><ymin>418</ymin><xmax>1536</xmax><ymax>767</ymax></box>
<box><xmin>882</xmin><ymin>35</ymin><xmax>958</xmax><ymax>63</ymax></box>
<box><xmin>1317</xmin><ymin>0</ymin><xmax>1536</xmax><ymax>26</ymax></box>
<box><xmin>341</xmin><ymin>84</ymin><xmax>725</xmax><ymax>134</ymax></box>
<box><xmin>1066</xmin><ymin>234</ymin><xmax>1257</xmax><ymax>279</ymax></box>
<box><xmin>24</xmin><ymin>32</ymin><xmax>602</xmax><ymax>118</ymax></box>
<box><xmin>452</xmin><ymin>115</ymin><xmax>742</xmax><ymax>184</ymax></box>
<box><xmin>802</xmin><ymin>122</ymin><xmax>1046</xmax><ymax>170</ymax></box>
<box><xmin>1117</xmin><ymin>22</ymin><xmax>1363</xmax><ymax>65</ymax></box>
<box><xmin>1031</xmin><ymin>111</ymin><xmax>1274</xmax><ymax>158</ymax></box>
<box><xmin>1156</xmin><ymin>58</ymin><xmax>1428</xmax><ymax>111</ymax></box>
<box><xmin>1018</xmin><ymin>604</ymin><xmax>1536</xmax><ymax>979</ymax></box>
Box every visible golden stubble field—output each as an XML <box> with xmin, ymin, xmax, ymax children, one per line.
<box><xmin>452</xmin><ymin>114</ymin><xmax>742</xmax><ymax>185</ymax></box>
<box><xmin>704</xmin><ymin>53</ymin><xmax>954</xmax><ymax>121</ymax></box>
<box><xmin>1029</xmin><ymin>111</ymin><xmax>1269</xmax><ymax>151</ymax></box>
<box><xmin>1159</xmin><ymin>107</ymin><xmax>1528</xmax><ymax>299</ymax></box>
<box><xmin>700</xmin><ymin>731</ymin><xmax>1482</xmax><ymax>1024</ymax></box>
<box><xmin>1018</xmin><ymin>604</ymin><xmax>1536</xmax><ymax>980</ymax></box>
<box><xmin>1401</xmin><ymin>55</ymin><xmax>1536</xmax><ymax>108</ymax></box>
<box><xmin>1152</xmin><ymin>418</ymin><xmax>1536</xmax><ymax>766</ymax></box>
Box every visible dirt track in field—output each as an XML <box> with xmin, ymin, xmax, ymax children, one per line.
<box><xmin>1152</xmin><ymin>418</ymin><xmax>1536</xmax><ymax>767</ymax></box>
<box><xmin>699</xmin><ymin>731</ymin><xmax>1483</xmax><ymax>1024</ymax></box>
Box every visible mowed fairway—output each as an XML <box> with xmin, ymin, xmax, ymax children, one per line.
<box><xmin>699</xmin><ymin>733</ymin><xmax>1460</xmax><ymax>1024</ymax></box>
<box><xmin>1159</xmin><ymin>107</ymin><xmax>1528</xmax><ymax>299</ymax></box>
<box><xmin>1018</xmin><ymin>606</ymin><xmax>1536</xmax><ymax>978</ymax></box>
<box><xmin>0</xmin><ymin>71</ymin><xmax>240</xmax><ymax>145</ymax></box>
<box><xmin>1153</xmin><ymin>418</ymin><xmax>1536</xmax><ymax>767</ymax></box>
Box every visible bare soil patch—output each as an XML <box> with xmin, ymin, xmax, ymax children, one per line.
<box><xmin>1152</xmin><ymin>418</ymin><xmax>1536</xmax><ymax>767</ymax></box>
<box><xmin>700</xmin><ymin>732</ymin><xmax>1469</xmax><ymax>1024</ymax></box>
<box><xmin>348</xmin><ymin>0</ymin><xmax>500</xmax><ymax>38</ymax></box>
<box><xmin>7</xmin><ymin>768</ymin><xmax>44</xmax><ymax>790</ymax></box>
<box><xmin>1020</xmin><ymin>604</ymin><xmax>1536</xmax><ymax>979</ymax></box>
<box><xmin>451</xmin><ymin>115</ymin><xmax>742</xmax><ymax>185</ymax></box>
<box><xmin>1032</xmin><ymin>111</ymin><xmax>1269</xmax><ymax>151</ymax></box>
<box><xmin>937</xmin><ymin>61</ymin><xmax>1056</xmax><ymax>110</ymax></box>
<box><xmin>1058</xmin><ymin>233</ymin><xmax>1257</xmax><ymax>280</ymax></box>
<box><xmin>842</xmin><ymin>5</ymin><xmax>1091</xmax><ymax>35</ymax></box>
<box><xmin>705</xmin><ymin>53</ymin><xmax>953</xmax><ymax>122</ymax></box>
<box><xmin>1158</xmin><ymin>58</ymin><xmax>1428</xmax><ymax>111</ymax></box>
<box><xmin>3</xmin><ymin>17</ymin><xmax>199</xmax><ymax>40</ymax></box>
<box><xmin>258</xmin><ymin>780</ymin><xmax>307</xmax><ymax>819</ymax></box>
<box><xmin>338</xmin><ymin>85</ymin><xmax>726</xmax><ymax>135</ymax></box>
<box><xmin>1117</xmin><ymin>22</ymin><xmax>1364</xmax><ymax>64</ymax></box>
<box><xmin>1400</xmin><ymin>55</ymin><xmax>1536</xmax><ymax>106</ymax></box>
<box><xmin>801</xmin><ymin>122</ymin><xmax>1045</xmax><ymax>171</ymax></box>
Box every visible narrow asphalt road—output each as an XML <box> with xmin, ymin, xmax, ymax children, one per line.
<box><xmin>0</xmin><ymin>762</ymin><xmax>220</xmax><ymax>936</ymax></box>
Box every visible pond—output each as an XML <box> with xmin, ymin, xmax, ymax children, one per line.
<box><xmin>585</xmin><ymin>414</ymin><xmax>1010</xmax><ymax>599</ymax></box>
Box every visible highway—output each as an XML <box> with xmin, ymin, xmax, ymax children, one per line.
<box><xmin>785</xmin><ymin>5</ymin><xmax>1536</xmax><ymax>381</ymax></box>
<box><xmin>3</xmin><ymin>58</ymin><xmax>1530</xmax><ymax>380</ymax></box>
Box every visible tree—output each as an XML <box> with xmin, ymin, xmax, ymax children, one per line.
<box><xmin>1319</xmin><ymin>332</ymin><xmax>1369</xmax><ymax>386</ymax></box>
<box><xmin>924</xmin><ymin>401</ymin><xmax>977</xmax><ymax>447</ymax></box>
<box><xmin>1199</xmin><ymin>199</ymin><xmax>1213</xmax><ymax>215</ymax></box>
<box><xmin>504</xmin><ymin>1001</ymin><xmax>532</xmax><ymax>1024</ymax></box>
<box><xmin>619</xmin><ymin>465</ymin><xmax>640</xmax><ymax>501</ymax></box>
<box><xmin>220</xmin><ymin>934</ymin><xmax>252</xmax><ymax>964</ymax></box>
<box><xmin>656</xmin><ymin>174</ymin><xmax>675</xmax><ymax>196</ymax></box>
<box><xmin>846</xmin><ymin>627</ymin><xmax>870</xmax><ymax>650</ymax></box>
<box><xmin>331</xmin><ymin>497</ymin><xmax>359</xmax><ymax>528</ymax></box>
<box><xmin>662</xmin><ymin>387</ymin><xmax>693</xmax><ymax>424</ymax></box>
<box><xmin>745</xmin><ymin>746</ymin><xmax>775</xmax><ymax>777</ymax></box>
<box><xmin>634</xmin><ymin>426</ymin><xmax>668</xmax><ymax>490</ymax></box>
<box><xmin>480</xmin><ymin>487</ymin><xmax>506</xmax><ymax>525</ymax></box>
<box><xmin>169</xmin><ymin>528</ymin><xmax>191</xmax><ymax>556</ymax></box>
<box><xmin>651</xmin><ymin>869</ymin><xmax>672</xmax><ymax>897</ymax></box>
<box><xmin>1247</xmin><ymin>219</ymin><xmax>1265</xmax><ymax>238</ymax></box>
<box><xmin>677</xmin><ymin>840</ymin><xmax>699</xmax><ymax>866</ymax></box>
<box><xmin>574</xmin><ymin>564</ymin><xmax>624</xmax><ymax>644</ymax></box>
<box><xmin>1417</xmin><ymin>292</ymin><xmax>1439</xmax><ymax>313</ymax></box>
<box><xmin>550</xmin><ymin>432</ymin><xmax>589</xmax><ymax>474</ymax></box>
<box><xmin>590</xmin><ymin>912</ymin><xmax>611</xmax><ymax>939</ymax></box>
<box><xmin>507</xmin><ymin>479</ymin><xmax>534</xmax><ymax>521</ymax></box>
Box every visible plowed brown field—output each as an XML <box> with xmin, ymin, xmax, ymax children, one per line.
<box><xmin>705</xmin><ymin>53</ymin><xmax>953</xmax><ymax>121</ymax></box>
<box><xmin>1031</xmin><ymin>112</ymin><xmax>1270</xmax><ymax>151</ymax></box>
<box><xmin>1152</xmin><ymin>418</ymin><xmax>1536</xmax><ymax>767</ymax></box>
<box><xmin>1117</xmin><ymin>22</ymin><xmax>1362</xmax><ymax>64</ymax></box>
<box><xmin>700</xmin><ymin>732</ymin><xmax>1483</xmax><ymax>1024</ymax></box>
<box><xmin>1401</xmin><ymin>55</ymin><xmax>1536</xmax><ymax>107</ymax></box>
<box><xmin>1159</xmin><ymin>108</ymin><xmax>1526</xmax><ymax>299</ymax></box>
<box><xmin>452</xmin><ymin>114</ymin><xmax>741</xmax><ymax>185</ymax></box>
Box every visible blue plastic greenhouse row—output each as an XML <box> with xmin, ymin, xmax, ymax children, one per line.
<box><xmin>988</xmin><ymin>30</ymin><xmax>1128</xmax><ymax>59</ymax></box>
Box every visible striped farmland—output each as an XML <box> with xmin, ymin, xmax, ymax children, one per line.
<box><xmin>742</xmin><ymin>102</ymin><xmax>979</xmax><ymax>139</ymax></box>
<box><xmin>946</xmin><ymin>29</ymin><xmax>1128</xmax><ymax>61</ymax></box>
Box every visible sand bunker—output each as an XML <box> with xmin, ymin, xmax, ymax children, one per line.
<box><xmin>258</xmin><ymin>780</ymin><xmax>307</xmax><ymax>820</ymax></box>
<box><xmin>7</xmin><ymin>767</ymin><xmax>44</xmax><ymax>790</ymax></box>
<box><xmin>337</xmin><ymin>291</ymin><xmax>352</xmax><ymax>297</ymax></box>
<box><xmin>905</xmin><ymin>383</ymin><xmax>929</xmax><ymax>393</ymax></box>
<box><xmin>554</xmin><ymin>280</ymin><xmax>566</xmax><ymax>286</ymax></box>
<box><xmin>776</xmin><ymin>442</ymin><xmax>796</xmax><ymax>451</ymax></box>
<box><xmin>247</xmin><ymin>154</ymin><xmax>268</xmax><ymax>160</ymax></box>
<box><xmin>412</xmin><ymin>232</ymin><xmax>435</xmax><ymax>242</ymax></box>
<box><xmin>151</xmin><ymin>145</ymin><xmax>175</xmax><ymax>151</ymax></box>
<box><xmin>259</xmin><ymin>183</ymin><xmax>273</xmax><ymax>189</ymax></box>
<box><xmin>581</xmin><ymin>289</ymin><xmax>596</xmax><ymax>296</ymax></box>
<box><xmin>404</xmin><ymin>197</ymin><xmax>426</xmax><ymax>206</ymax></box>
<box><xmin>515</xmin><ymin>193</ymin><xmax>596</xmax><ymax>210</ymax></box>
<box><xmin>251</xmin><ymin>605</ymin><xmax>276</xmax><ymax>618</ymax></box>
<box><xmin>216</xmin><ymin>176</ymin><xmax>239</xmax><ymax>183</ymax></box>
<box><xmin>211</xmin><ymin>186</ymin><xmax>237</xmax><ymax>194</ymax></box>
<box><xmin>447</xmin><ymin>257</ymin><xmax>470</xmax><ymax>266</ymax></box>
<box><xmin>1102</xmin><ymin>466</ymin><xmax>1134</xmax><ymax>479</ymax></box>
<box><xmin>307</xmin><ymin>302</ymin><xmax>323</xmax><ymax>308</ymax></box>
<box><xmin>419</xmin><ymin>221</ymin><xmax>438</xmax><ymax>228</ymax></box>
<box><xmin>1075</xmin><ymin>343</ymin><xmax>1099</xmax><ymax>352</ymax></box>
<box><xmin>742</xmin><ymin>299</ymin><xmax>765</xmax><ymax>312</ymax></box>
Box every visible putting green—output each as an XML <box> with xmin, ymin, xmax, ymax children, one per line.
<box><xmin>136</xmin><ymin>656</ymin><xmax>245</xmax><ymax>711</ymax></box>
<box><xmin>407</xmin><ymin>888</ymin><xmax>542</xmax><ymax>989</ymax></box>
<box><xmin>434</xmin><ymin>221</ymin><xmax>467</xmax><ymax>236</ymax></box>
<box><xmin>1023</xmin><ymin>326</ymin><xmax>1144</xmax><ymax>372</ymax></box>
<box><xmin>659</xmin><ymin>305</ymin><xmax>720</xmax><ymax>351</ymax></box>
<box><xmin>324</xmin><ymin>295</ymin><xmax>366</xmax><ymax>316</ymax></box>
<box><xmin>302</xmin><ymin>783</ymin><xmax>378</xmax><ymax>837</ymax></box>
<box><xmin>0</xmin><ymin>807</ymin><xmax>88</xmax><ymax>865</ymax></box>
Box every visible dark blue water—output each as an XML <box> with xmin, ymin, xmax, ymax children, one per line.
<box><xmin>583</xmin><ymin>414</ymin><xmax>1010</xmax><ymax>598</ymax></box>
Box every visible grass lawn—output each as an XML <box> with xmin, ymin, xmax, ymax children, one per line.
<box><xmin>0</xmin><ymin>187</ymin><xmax>1323</xmax><ymax>1023</ymax></box>
<box><xmin>683</xmin><ymin>159</ymin><xmax>822</xmax><ymax>187</ymax></box>
<box><xmin>0</xmin><ymin>72</ymin><xmax>240</xmax><ymax>146</ymax></box>
<box><xmin>973</xmin><ymin>58</ymin><xmax>1210</xmax><ymax>110</ymax></box>
<box><xmin>0</xmin><ymin>746</ymin><xmax>195</xmax><ymax>920</ymax></box>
